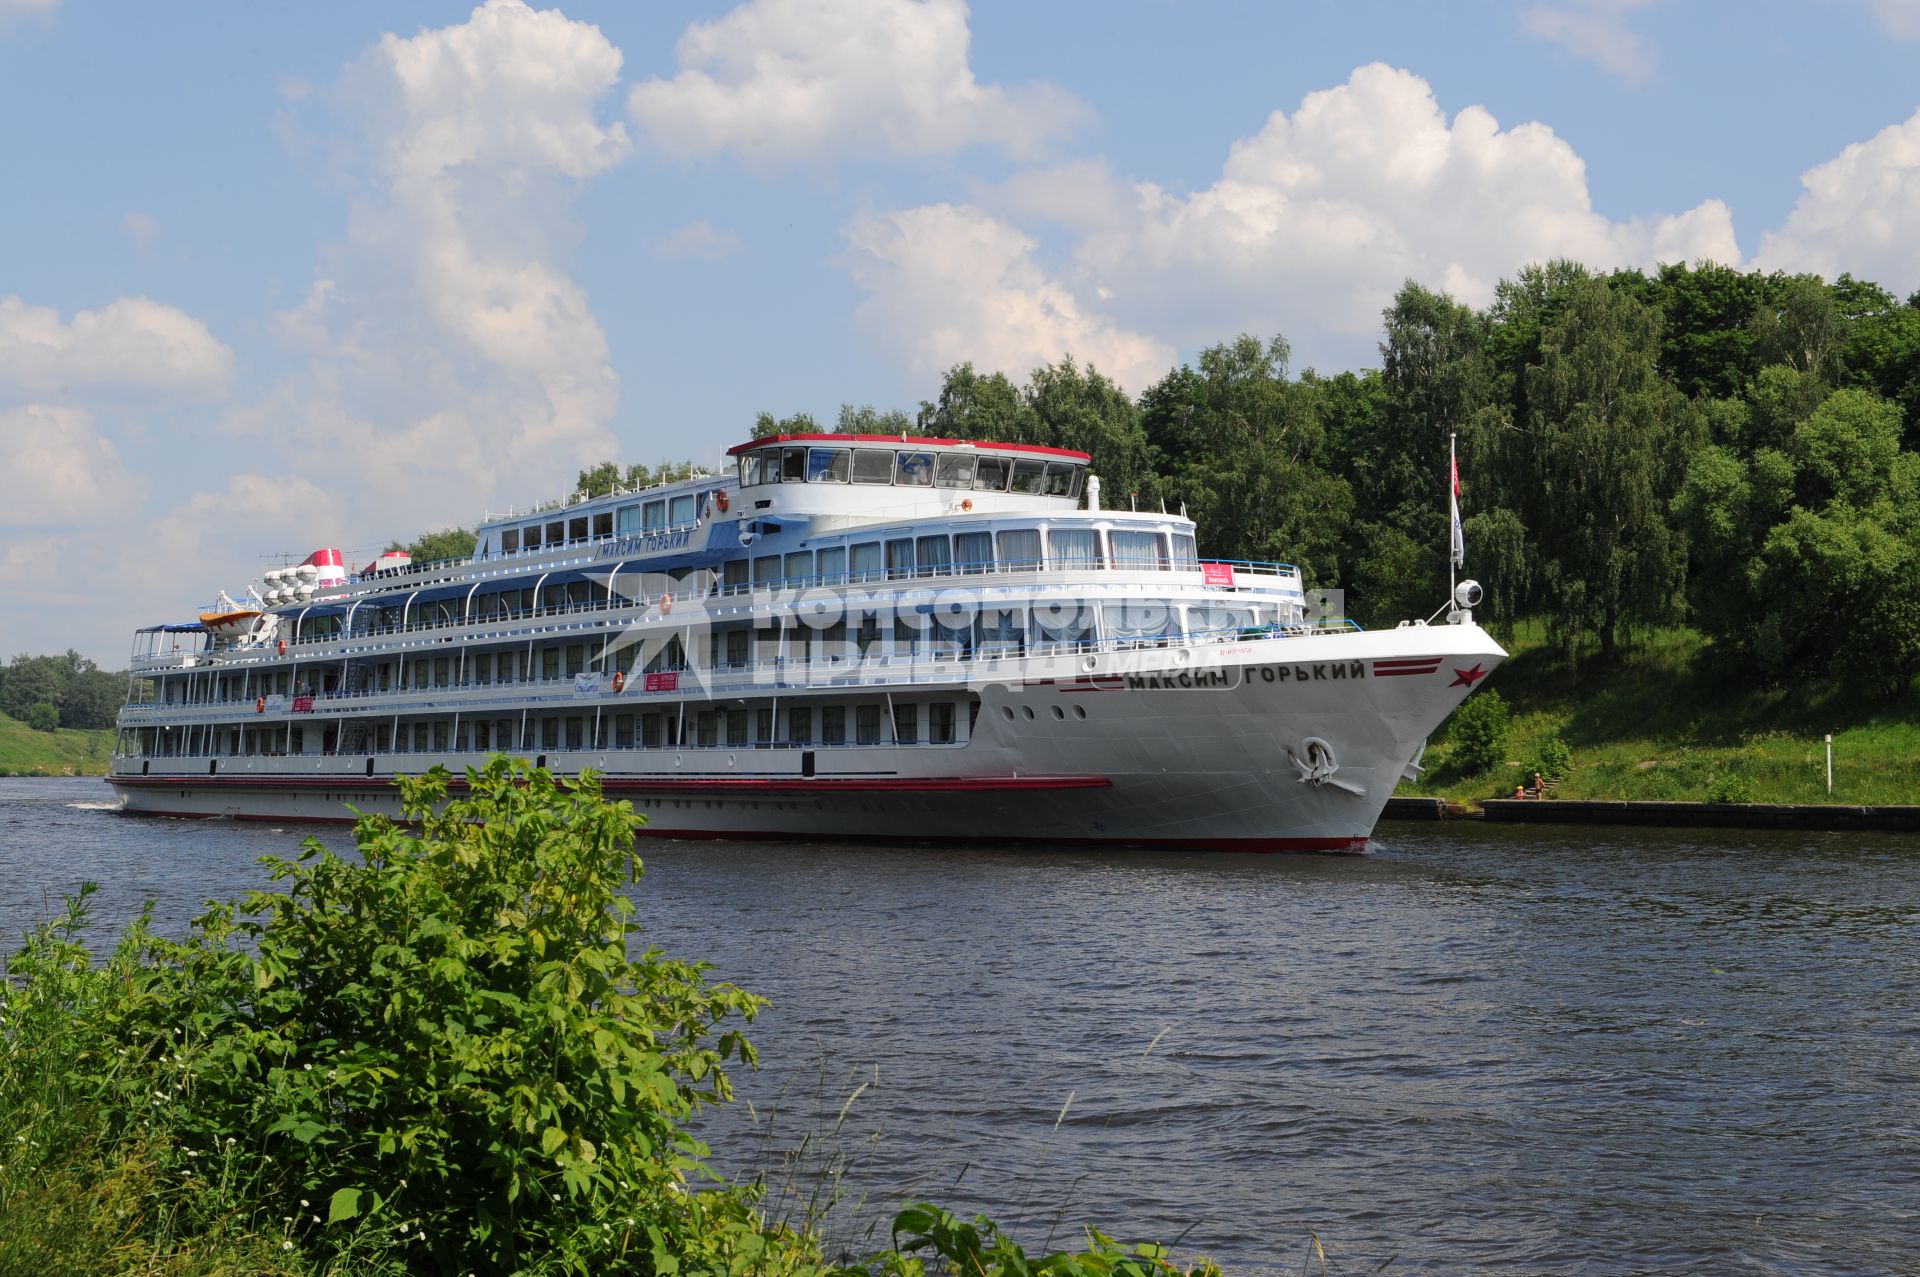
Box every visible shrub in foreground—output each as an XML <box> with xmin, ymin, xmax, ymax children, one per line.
<box><xmin>1447</xmin><ymin>688</ymin><xmax>1510</xmax><ymax>775</ymax></box>
<box><xmin>1</xmin><ymin>758</ymin><xmax>1222</xmax><ymax>1275</ymax></box>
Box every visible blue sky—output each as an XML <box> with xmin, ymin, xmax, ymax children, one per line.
<box><xmin>4</xmin><ymin>0</ymin><xmax>1920</xmax><ymax>665</ymax></box>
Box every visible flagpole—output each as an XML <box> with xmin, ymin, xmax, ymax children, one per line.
<box><xmin>1448</xmin><ymin>430</ymin><xmax>1457</xmax><ymax>603</ymax></box>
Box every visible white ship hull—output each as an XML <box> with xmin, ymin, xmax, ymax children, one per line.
<box><xmin>108</xmin><ymin>625</ymin><xmax>1504</xmax><ymax>851</ymax></box>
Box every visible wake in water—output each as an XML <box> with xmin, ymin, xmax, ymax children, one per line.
<box><xmin>66</xmin><ymin>800</ymin><xmax>125</xmax><ymax>812</ymax></box>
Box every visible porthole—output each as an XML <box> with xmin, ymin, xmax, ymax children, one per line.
<box><xmin>1073</xmin><ymin>705</ymin><xmax>1087</xmax><ymax>720</ymax></box>
<box><xmin>1021</xmin><ymin>705</ymin><xmax>1035</xmax><ymax>720</ymax></box>
<box><xmin>1050</xmin><ymin>705</ymin><xmax>1065</xmax><ymax>720</ymax></box>
<box><xmin>1000</xmin><ymin>706</ymin><xmax>1015</xmax><ymax>721</ymax></box>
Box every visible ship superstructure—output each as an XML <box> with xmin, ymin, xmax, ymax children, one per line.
<box><xmin>108</xmin><ymin>433</ymin><xmax>1505</xmax><ymax>850</ymax></box>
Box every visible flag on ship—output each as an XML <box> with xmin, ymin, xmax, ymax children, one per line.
<box><xmin>1449</xmin><ymin>433</ymin><xmax>1465</xmax><ymax>569</ymax></box>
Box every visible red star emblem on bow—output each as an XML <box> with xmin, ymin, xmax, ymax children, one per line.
<box><xmin>1449</xmin><ymin>663</ymin><xmax>1488</xmax><ymax>688</ymax></box>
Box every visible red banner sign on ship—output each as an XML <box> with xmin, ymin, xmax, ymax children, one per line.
<box><xmin>291</xmin><ymin>695</ymin><xmax>315</xmax><ymax>713</ymax></box>
<box><xmin>1201</xmin><ymin>562</ymin><xmax>1236</xmax><ymax>587</ymax></box>
<box><xmin>643</xmin><ymin>672</ymin><xmax>679</xmax><ymax>693</ymax></box>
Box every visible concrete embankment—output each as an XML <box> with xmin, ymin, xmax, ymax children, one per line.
<box><xmin>1479</xmin><ymin>798</ymin><xmax>1920</xmax><ymax>832</ymax></box>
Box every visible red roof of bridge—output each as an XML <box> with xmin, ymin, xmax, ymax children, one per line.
<box><xmin>726</xmin><ymin>434</ymin><xmax>1091</xmax><ymax>461</ymax></box>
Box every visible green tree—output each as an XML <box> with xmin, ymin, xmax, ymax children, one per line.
<box><xmin>1509</xmin><ymin>277</ymin><xmax>1701</xmax><ymax>661</ymax></box>
<box><xmin>834</xmin><ymin>403</ymin><xmax>915</xmax><ymax>435</ymax></box>
<box><xmin>750</xmin><ymin>410</ymin><xmax>820</xmax><ymax>439</ymax></box>
<box><xmin>24</xmin><ymin>701</ymin><xmax>58</xmax><ymax>733</ymax></box>
<box><xmin>389</xmin><ymin>526</ymin><xmax>477</xmax><ymax>563</ymax></box>
<box><xmin>1024</xmin><ymin>355</ymin><xmax>1156</xmax><ymax>503</ymax></box>
<box><xmin>1140</xmin><ymin>334</ymin><xmax>1352</xmax><ymax>582</ymax></box>
<box><xmin>915</xmin><ymin>362</ymin><xmax>1033</xmax><ymax>441</ymax></box>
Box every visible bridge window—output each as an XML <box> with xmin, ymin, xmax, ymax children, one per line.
<box><xmin>895</xmin><ymin>451</ymin><xmax>934</xmax><ymax>486</ymax></box>
<box><xmin>1010</xmin><ymin>459</ymin><xmax>1046</xmax><ymax>494</ymax></box>
<box><xmin>852</xmin><ymin>449</ymin><xmax>894</xmax><ymax>484</ymax></box>
<box><xmin>807</xmin><ymin>447</ymin><xmax>851</xmax><ymax>482</ymax></box>
<box><xmin>935</xmin><ymin>453</ymin><xmax>975</xmax><ymax>488</ymax></box>
<box><xmin>1045</xmin><ymin>462</ymin><xmax>1079</xmax><ymax>498</ymax></box>
<box><xmin>779</xmin><ymin>447</ymin><xmax>808</xmax><ymax>483</ymax></box>
<box><xmin>974</xmin><ymin>456</ymin><xmax>1011</xmax><ymax>490</ymax></box>
<box><xmin>740</xmin><ymin>453</ymin><xmax>766</xmax><ymax>486</ymax></box>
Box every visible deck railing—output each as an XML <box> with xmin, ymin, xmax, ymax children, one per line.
<box><xmin>132</xmin><ymin>558</ymin><xmax>1306</xmax><ymax>671</ymax></box>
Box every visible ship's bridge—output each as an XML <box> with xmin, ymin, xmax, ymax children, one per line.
<box><xmin>728</xmin><ymin>434</ymin><xmax>1088</xmax><ymax>526</ymax></box>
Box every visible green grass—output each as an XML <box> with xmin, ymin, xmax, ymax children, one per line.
<box><xmin>1402</xmin><ymin>623</ymin><xmax>1920</xmax><ymax>807</ymax></box>
<box><xmin>0</xmin><ymin>712</ymin><xmax>114</xmax><ymax>776</ymax></box>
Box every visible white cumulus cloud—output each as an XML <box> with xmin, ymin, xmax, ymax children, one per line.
<box><xmin>1756</xmin><ymin>104</ymin><xmax>1920</xmax><ymax>296</ymax></box>
<box><xmin>259</xmin><ymin>0</ymin><xmax>633</xmax><ymax>531</ymax></box>
<box><xmin>1520</xmin><ymin>0</ymin><xmax>1657</xmax><ymax>83</ymax></box>
<box><xmin>0</xmin><ymin>404</ymin><xmax>144</xmax><ymax>527</ymax></box>
<box><xmin>1058</xmin><ymin>63</ymin><xmax>1739</xmax><ymax>360</ymax></box>
<box><xmin>843</xmin><ymin>203</ymin><xmax>1174</xmax><ymax>395</ymax></box>
<box><xmin>1865</xmin><ymin>0</ymin><xmax>1920</xmax><ymax>37</ymax></box>
<box><xmin>0</xmin><ymin>0</ymin><xmax>58</xmax><ymax>30</ymax></box>
<box><xmin>655</xmin><ymin>219</ymin><xmax>743</xmax><ymax>261</ymax></box>
<box><xmin>0</xmin><ymin>295</ymin><xmax>233</xmax><ymax>397</ymax></box>
<box><xmin>627</xmin><ymin>0</ymin><xmax>1089</xmax><ymax>167</ymax></box>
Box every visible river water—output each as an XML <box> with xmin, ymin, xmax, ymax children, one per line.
<box><xmin>2</xmin><ymin>776</ymin><xmax>1915</xmax><ymax>1275</ymax></box>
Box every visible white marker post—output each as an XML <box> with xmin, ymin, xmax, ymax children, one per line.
<box><xmin>1825</xmin><ymin>733</ymin><xmax>1833</xmax><ymax>796</ymax></box>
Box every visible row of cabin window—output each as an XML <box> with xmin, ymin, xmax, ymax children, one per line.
<box><xmin>379</xmin><ymin>701</ymin><xmax>964</xmax><ymax>752</ymax></box>
<box><xmin>741</xmin><ymin>446</ymin><xmax>1083</xmax><ymax>498</ymax></box>
<box><xmin>726</xmin><ymin>527</ymin><xmax>1200</xmax><ymax>589</ymax></box>
<box><xmin>498</xmin><ymin>491</ymin><xmax>708</xmax><ymax>554</ymax></box>
<box><xmin>143</xmin><ymin>699</ymin><xmax>967</xmax><ymax>758</ymax></box>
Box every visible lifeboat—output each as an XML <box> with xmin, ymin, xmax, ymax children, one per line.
<box><xmin>199</xmin><ymin>590</ymin><xmax>262</xmax><ymax>641</ymax></box>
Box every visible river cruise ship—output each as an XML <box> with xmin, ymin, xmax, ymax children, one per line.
<box><xmin>107</xmin><ymin>433</ymin><xmax>1505</xmax><ymax>850</ymax></box>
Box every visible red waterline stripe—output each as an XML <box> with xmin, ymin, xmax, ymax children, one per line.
<box><xmin>108</xmin><ymin>773</ymin><xmax>1112</xmax><ymax>795</ymax></box>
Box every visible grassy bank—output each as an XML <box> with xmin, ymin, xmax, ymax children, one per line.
<box><xmin>0</xmin><ymin>711</ymin><xmax>114</xmax><ymax>776</ymax></box>
<box><xmin>1402</xmin><ymin>624</ymin><xmax>1920</xmax><ymax>807</ymax></box>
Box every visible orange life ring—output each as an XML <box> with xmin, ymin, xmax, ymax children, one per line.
<box><xmin>611</xmin><ymin>670</ymin><xmax>626</xmax><ymax>693</ymax></box>
<box><xmin>715</xmin><ymin>489</ymin><xmax>730</xmax><ymax>513</ymax></box>
<box><xmin>256</xmin><ymin>696</ymin><xmax>266</xmax><ymax>714</ymax></box>
<box><xmin>277</xmin><ymin>638</ymin><xmax>286</xmax><ymax>655</ymax></box>
<box><xmin>660</xmin><ymin>592</ymin><xmax>673</xmax><ymax>615</ymax></box>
